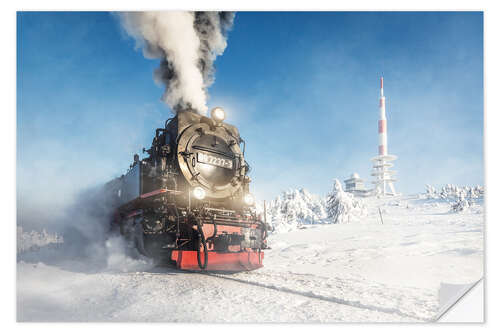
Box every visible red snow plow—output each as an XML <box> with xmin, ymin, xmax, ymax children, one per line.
<box><xmin>171</xmin><ymin>249</ymin><xmax>264</xmax><ymax>271</ymax></box>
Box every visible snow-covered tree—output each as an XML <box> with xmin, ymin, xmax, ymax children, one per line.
<box><xmin>258</xmin><ymin>188</ymin><xmax>328</xmax><ymax>232</ymax></box>
<box><xmin>326</xmin><ymin>179</ymin><xmax>366</xmax><ymax>224</ymax></box>
<box><xmin>17</xmin><ymin>226</ymin><xmax>63</xmax><ymax>254</ymax></box>
<box><xmin>469</xmin><ymin>185</ymin><xmax>484</xmax><ymax>199</ymax></box>
<box><xmin>425</xmin><ymin>184</ymin><xmax>438</xmax><ymax>199</ymax></box>
<box><xmin>427</xmin><ymin>184</ymin><xmax>484</xmax><ymax>202</ymax></box>
<box><xmin>451</xmin><ymin>191</ymin><xmax>471</xmax><ymax>212</ymax></box>
<box><xmin>423</xmin><ymin>183</ymin><xmax>484</xmax><ymax>213</ymax></box>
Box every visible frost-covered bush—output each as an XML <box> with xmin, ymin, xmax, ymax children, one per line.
<box><xmin>440</xmin><ymin>184</ymin><xmax>456</xmax><ymax>199</ymax></box>
<box><xmin>438</xmin><ymin>184</ymin><xmax>484</xmax><ymax>201</ymax></box>
<box><xmin>424</xmin><ymin>184</ymin><xmax>484</xmax><ymax>201</ymax></box>
<box><xmin>425</xmin><ymin>185</ymin><xmax>439</xmax><ymax>199</ymax></box>
<box><xmin>17</xmin><ymin>226</ymin><xmax>63</xmax><ymax>254</ymax></box>
<box><xmin>450</xmin><ymin>192</ymin><xmax>471</xmax><ymax>212</ymax></box>
<box><xmin>326</xmin><ymin>179</ymin><xmax>366</xmax><ymax>224</ymax></box>
<box><xmin>469</xmin><ymin>185</ymin><xmax>485</xmax><ymax>199</ymax></box>
<box><xmin>261</xmin><ymin>188</ymin><xmax>328</xmax><ymax>232</ymax></box>
<box><xmin>423</xmin><ymin>184</ymin><xmax>484</xmax><ymax>213</ymax></box>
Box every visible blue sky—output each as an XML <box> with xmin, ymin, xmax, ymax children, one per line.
<box><xmin>17</xmin><ymin>11</ymin><xmax>483</xmax><ymax>204</ymax></box>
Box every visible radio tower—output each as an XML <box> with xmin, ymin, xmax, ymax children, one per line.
<box><xmin>371</xmin><ymin>77</ymin><xmax>398</xmax><ymax>196</ymax></box>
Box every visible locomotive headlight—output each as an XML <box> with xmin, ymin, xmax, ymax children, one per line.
<box><xmin>243</xmin><ymin>193</ymin><xmax>255</xmax><ymax>206</ymax></box>
<box><xmin>193</xmin><ymin>186</ymin><xmax>206</xmax><ymax>200</ymax></box>
<box><xmin>210</xmin><ymin>107</ymin><xmax>226</xmax><ymax>123</ymax></box>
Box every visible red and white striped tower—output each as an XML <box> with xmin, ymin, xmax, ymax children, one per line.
<box><xmin>371</xmin><ymin>76</ymin><xmax>398</xmax><ymax>196</ymax></box>
<box><xmin>378</xmin><ymin>77</ymin><xmax>387</xmax><ymax>156</ymax></box>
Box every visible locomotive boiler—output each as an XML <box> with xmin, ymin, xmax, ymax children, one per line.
<box><xmin>105</xmin><ymin>107</ymin><xmax>270</xmax><ymax>271</ymax></box>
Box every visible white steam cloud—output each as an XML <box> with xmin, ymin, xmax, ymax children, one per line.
<box><xmin>118</xmin><ymin>11</ymin><xmax>235</xmax><ymax>114</ymax></box>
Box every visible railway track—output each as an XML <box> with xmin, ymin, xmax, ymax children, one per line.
<box><xmin>195</xmin><ymin>270</ymin><xmax>434</xmax><ymax>322</ymax></box>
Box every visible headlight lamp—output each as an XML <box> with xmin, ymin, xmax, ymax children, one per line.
<box><xmin>243</xmin><ymin>193</ymin><xmax>255</xmax><ymax>206</ymax></box>
<box><xmin>193</xmin><ymin>186</ymin><xmax>206</xmax><ymax>200</ymax></box>
<box><xmin>210</xmin><ymin>107</ymin><xmax>226</xmax><ymax>123</ymax></box>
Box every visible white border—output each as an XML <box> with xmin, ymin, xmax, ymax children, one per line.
<box><xmin>4</xmin><ymin>0</ymin><xmax>498</xmax><ymax>331</ymax></box>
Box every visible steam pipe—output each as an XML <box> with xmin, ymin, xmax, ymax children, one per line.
<box><xmin>165</xmin><ymin>117</ymin><xmax>174</xmax><ymax>128</ymax></box>
<box><xmin>196</xmin><ymin>217</ymin><xmax>208</xmax><ymax>270</ymax></box>
<box><xmin>240</xmin><ymin>138</ymin><xmax>246</xmax><ymax>156</ymax></box>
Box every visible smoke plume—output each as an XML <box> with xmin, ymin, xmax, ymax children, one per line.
<box><xmin>118</xmin><ymin>11</ymin><xmax>235</xmax><ymax>114</ymax></box>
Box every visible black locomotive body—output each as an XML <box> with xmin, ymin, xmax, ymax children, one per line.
<box><xmin>105</xmin><ymin>108</ymin><xmax>269</xmax><ymax>271</ymax></box>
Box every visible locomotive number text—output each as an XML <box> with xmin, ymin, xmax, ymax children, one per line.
<box><xmin>197</xmin><ymin>152</ymin><xmax>233</xmax><ymax>169</ymax></box>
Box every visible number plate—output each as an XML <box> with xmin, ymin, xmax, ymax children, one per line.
<box><xmin>197</xmin><ymin>152</ymin><xmax>233</xmax><ymax>169</ymax></box>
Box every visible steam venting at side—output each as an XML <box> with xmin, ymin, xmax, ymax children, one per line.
<box><xmin>118</xmin><ymin>11</ymin><xmax>235</xmax><ymax>114</ymax></box>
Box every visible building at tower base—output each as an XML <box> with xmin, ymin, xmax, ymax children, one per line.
<box><xmin>344</xmin><ymin>173</ymin><xmax>371</xmax><ymax>197</ymax></box>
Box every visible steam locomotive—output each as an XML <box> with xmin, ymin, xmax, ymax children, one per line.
<box><xmin>104</xmin><ymin>107</ymin><xmax>270</xmax><ymax>271</ymax></box>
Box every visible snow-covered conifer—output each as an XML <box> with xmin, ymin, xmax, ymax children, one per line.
<box><xmin>326</xmin><ymin>179</ymin><xmax>366</xmax><ymax>224</ymax></box>
<box><xmin>451</xmin><ymin>191</ymin><xmax>471</xmax><ymax>212</ymax></box>
<box><xmin>425</xmin><ymin>185</ymin><xmax>438</xmax><ymax>199</ymax></box>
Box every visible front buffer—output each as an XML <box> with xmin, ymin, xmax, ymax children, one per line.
<box><xmin>171</xmin><ymin>249</ymin><xmax>264</xmax><ymax>271</ymax></box>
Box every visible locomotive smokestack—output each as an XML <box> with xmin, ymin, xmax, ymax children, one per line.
<box><xmin>118</xmin><ymin>11</ymin><xmax>234</xmax><ymax>115</ymax></box>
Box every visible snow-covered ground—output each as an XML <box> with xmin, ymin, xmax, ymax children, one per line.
<box><xmin>17</xmin><ymin>191</ymin><xmax>483</xmax><ymax>322</ymax></box>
